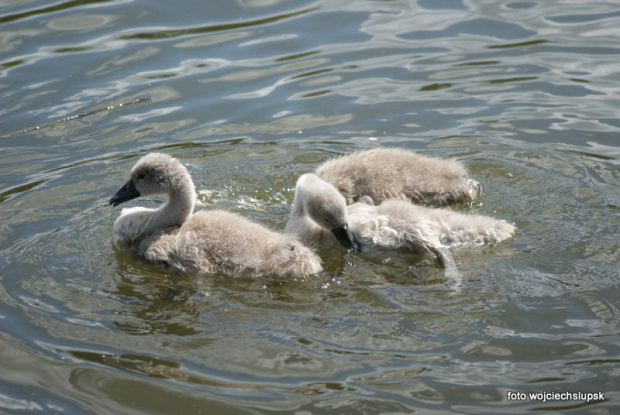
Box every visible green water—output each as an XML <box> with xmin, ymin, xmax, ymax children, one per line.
<box><xmin>1</xmin><ymin>0</ymin><xmax>618</xmax><ymax>414</ymax></box>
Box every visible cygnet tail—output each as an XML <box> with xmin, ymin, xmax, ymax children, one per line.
<box><xmin>269</xmin><ymin>239</ymin><xmax>323</xmax><ymax>278</ymax></box>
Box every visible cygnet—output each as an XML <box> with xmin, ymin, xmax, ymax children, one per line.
<box><xmin>286</xmin><ymin>173</ymin><xmax>515</xmax><ymax>273</ymax></box>
<box><xmin>316</xmin><ymin>147</ymin><xmax>479</xmax><ymax>206</ymax></box>
<box><xmin>109</xmin><ymin>153</ymin><xmax>325</xmax><ymax>278</ymax></box>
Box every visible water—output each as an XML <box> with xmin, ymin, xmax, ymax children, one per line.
<box><xmin>1</xmin><ymin>0</ymin><xmax>619</xmax><ymax>413</ymax></box>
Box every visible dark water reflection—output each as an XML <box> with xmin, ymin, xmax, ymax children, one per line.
<box><xmin>1</xmin><ymin>0</ymin><xmax>619</xmax><ymax>414</ymax></box>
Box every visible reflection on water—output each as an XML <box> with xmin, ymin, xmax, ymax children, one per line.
<box><xmin>1</xmin><ymin>0</ymin><xmax>619</xmax><ymax>414</ymax></box>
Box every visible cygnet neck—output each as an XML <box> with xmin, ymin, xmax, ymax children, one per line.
<box><xmin>285</xmin><ymin>175</ymin><xmax>335</xmax><ymax>246</ymax></box>
<box><xmin>290</xmin><ymin>187</ymin><xmax>305</xmax><ymax>218</ymax></box>
<box><xmin>286</xmin><ymin>187</ymin><xmax>308</xmax><ymax>231</ymax></box>
<box><xmin>155</xmin><ymin>175</ymin><xmax>196</xmax><ymax>228</ymax></box>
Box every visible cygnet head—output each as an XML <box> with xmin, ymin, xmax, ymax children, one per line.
<box><xmin>294</xmin><ymin>173</ymin><xmax>361</xmax><ymax>252</ymax></box>
<box><xmin>109</xmin><ymin>153</ymin><xmax>195</xmax><ymax>207</ymax></box>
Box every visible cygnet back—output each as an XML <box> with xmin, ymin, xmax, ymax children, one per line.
<box><xmin>316</xmin><ymin>147</ymin><xmax>478</xmax><ymax>206</ymax></box>
<box><xmin>350</xmin><ymin>199</ymin><xmax>516</xmax><ymax>252</ymax></box>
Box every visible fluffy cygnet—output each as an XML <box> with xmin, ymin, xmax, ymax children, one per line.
<box><xmin>109</xmin><ymin>153</ymin><xmax>322</xmax><ymax>278</ymax></box>
<box><xmin>286</xmin><ymin>173</ymin><xmax>515</xmax><ymax>271</ymax></box>
<box><xmin>315</xmin><ymin>147</ymin><xmax>479</xmax><ymax>206</ymax></box>
<box><xmin>284</xmin><ymin>173</ymin><xmax>361</xmax><ymax>252</ymax></box>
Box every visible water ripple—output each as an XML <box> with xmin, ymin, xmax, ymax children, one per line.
<box><xmin>1</xmin><ymin>0</ymin><xmax>619</xmax><ymax>413</ymax></box>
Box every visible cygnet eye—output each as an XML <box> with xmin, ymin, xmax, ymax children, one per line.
<box><xmin>137</xmin><ymin>173</ymin><xmax>146</xmax><ymax>180</ymax></box>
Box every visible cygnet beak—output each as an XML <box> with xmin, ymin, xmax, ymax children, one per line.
<box><xmin>109</xmin><ymin>180</ymin><xmax>140</xmax><ymax>206</ymax></box>
<box><xmin>331</xmin><ymin>225</ymin><xmax>362</xmax><ymax>252</ymax></box>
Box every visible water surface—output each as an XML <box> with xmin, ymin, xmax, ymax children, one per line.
<box><xmin>1</xmin><ymin>0</ymin><xmax>618</xmax><ymax>414</ymax></box>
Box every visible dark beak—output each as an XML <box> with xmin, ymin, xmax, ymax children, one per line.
<box><xmin>331</xmin><ymin>225</ymin><xmax>362</xmax><ymax>252</ymax></box>
<box><xmin>109</xmin><ymin>180</ymin><xmax>140</xmax><ymax>206</ymax></box>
